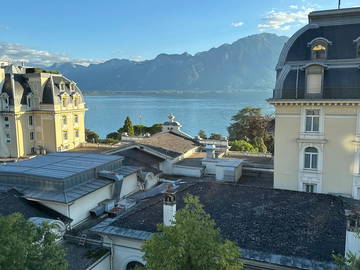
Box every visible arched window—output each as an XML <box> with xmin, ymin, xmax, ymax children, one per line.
<box><xmin>304</xmin><ymin>147</ymin><xmax>318</xmax><ymax>170</ymax></box>
<box><xmin>126</xmin><ymin>261</ymin><xmax>144</xmax><ymax>270</ymax></box>
<box><xmin>311</xmin><ymin>43</ymin><xmax>327</xmax><ymax>59</ymax></box>
<box><xmin>308</xmin><ymin>38</ymin><xmax>331</xmax><ymax>60</ymax></box>
<box><xmin>59</xmin><ymin>82</ymin><xmax>65</xmax><ymax>91</ymax></box>
<box><xmin>354</xmin><ymin>37</ymin><xmax>360</xmax><ymax>58</ymax></box>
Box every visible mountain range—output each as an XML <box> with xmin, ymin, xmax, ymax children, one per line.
<box><xmin>50</xmin><ymin>33</ymin><xmax>288</xmax><ymax>92</ymax></box>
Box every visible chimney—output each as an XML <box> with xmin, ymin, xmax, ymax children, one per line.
<box><xmin>163</xmin><ymin>185</ymin><xmax>176</xmax><ymax>226</ymax></box>
<box><xmin>205</xmin><ymin>144</ymin><xmax>216</xmax><ymax>159</ymax></box>
<box><xmin>98</xmin><ymin>170</ymin><xmax>124</xmax><ymax>202</ymax></box>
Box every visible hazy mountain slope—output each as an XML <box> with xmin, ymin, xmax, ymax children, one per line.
<box><xmin>51</xmin><ymin>33</ymin><xmax>288</xmax><ymax>91</ymax></box>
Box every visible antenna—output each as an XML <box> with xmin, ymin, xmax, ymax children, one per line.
<box><xmin>338</xmin><ymin>0</ymin><xmax>341</xmax><ymax>9</ymax></box>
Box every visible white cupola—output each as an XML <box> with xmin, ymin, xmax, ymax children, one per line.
<box><xmin>162</xmin><ymin>113</ymin><xmax>182</xmax><ymax>133</ymax></box>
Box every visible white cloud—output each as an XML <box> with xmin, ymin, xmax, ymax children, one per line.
<box><xmin>258</xmin><ymin>6</ymin><xmax>314</xmax><ymax>31</ymax></box>
<box><xmin>231</xmin><ymin>21</ymin><xmax>244</xmax><ymax>27</ymax></box>
<box><xmin>129</xmin><ymin>56</ymin><xmax>143</xmax><ymax>62</ymax></box>
<box><xmin>289</xmin><ymin>5</ymin><xmax>299</xmax><ymax>9</ymax></box>
<box><xmin>0</xmin><ymin>42</ymin><xmax>103</xmax><ymax>66</ymax></box>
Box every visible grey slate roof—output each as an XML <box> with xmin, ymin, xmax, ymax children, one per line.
<box><xmin>0</xmin><ymin>189</ymin><xmax>71</xmax><ymax>224</ymax></box>
<box><xmin>107</xmin><ymin>182</ymin><xmax>346</xmax><ymax>267</ymax></box>
<box><xmin>1</xmin><ymin>74</ymin><xmax>32</xmax><ymax>106</ymax></box>
<box><xmin>63</xmin><ymin>242</ymin><xmax>110</xmax><ymax>270</ymax></box>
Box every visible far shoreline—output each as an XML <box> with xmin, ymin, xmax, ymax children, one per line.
<box><xmin>82</xmin><ymin>89</ymin><xmax>273</xmax><ymax>95</ymax></box>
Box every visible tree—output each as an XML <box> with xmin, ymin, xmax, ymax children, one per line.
<box><xmin>140</xmin><ymin>195</ymin><xmax>243</xmax><ymax>270</ymax></box>
<box><xmin>227</xmin><ymin>107</ymin><xmax>273</xmax><ymax>153</ymax></box>
<box><xmin>209</xmin><ymin>133</ymin><xmax>222</xmax><ymax>140</ymax></box>
<box><xmin>198</xmin><ymin>130</ymin><xmax>207</xmax><ymax>139</ymax></box>
<box><xmin>85</xmin><ymin>129</ymin><xmax>100</xmax><ymax>143</ymax></box>
<box><xmin>106</xmin><ymin>132</ymin><xmax>121</xmax><ymax>141</ymax></box>
<box><xmin>99</xmin><ymin>138</ymin><xmax>119</xmax><ymax>145</ymax></box>
<box><xmin>0</xmin><ymin>213</ymin><xmax>67</xmax><ymax>270</ymax></box>
<box><xmin>119</xmin><ymin>116</ymin><xmax>135</xmax><ymax>136</ymax></box>
<box><xmin>334</xmin><ymin>252</ymin><xmax>360</xmax><ymax>269</ymax></box>
<box><xmin>229</xmin><ymin>140</ymin><xmax>258</xmax><ymax>152</ymax></box>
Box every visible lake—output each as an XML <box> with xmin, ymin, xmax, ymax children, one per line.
<box><xmin>84</xmin><ymin>91</ymin><xmax>274</xmax><ymax>138</ymax></box>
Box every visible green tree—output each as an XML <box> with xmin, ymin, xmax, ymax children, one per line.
<box><xmin>119</xmin><ymin>116</ymin><xmax>135</xmax><ymax>136</ymax></box>
<box><xmin>148</xmin><ymin>123</ymin><xmax>162</xmax><ymax>135</ymax></box>
<box><xmin>198</xmin><ymin>130</ymin><xmax>207</xmax><ymax>139</ymax></box>
<box><xmin>0</xmin><ymin>213</ymin><xmax>67</xmax><ymax>270</ymax></box>
<box><xmin>229</xmin><ymin>140</ymin><xmax>258</xmax><ymax>152</ymax></box>
<box><xmin>334</xmin><ymin>252</ymin><xmax>360</xmax><ymax>269</ymax></box>
<box><xmin>106</xmin><ymin>132</ymin><xmax>121</xmax><ymax>140</ymax></box>
<box><xmin>140</xmin><ymin>195</ymin><xmax>243</xmax><ymax>270</ymax></box>
<box><xmin>227</xmin><ymin>107</ymin><xmax>273</xmax><ymax>153</ymax></box>
<box><xmin>85</xmin><ymin>129</ymin><xmax>100</xmax><ymax>143</ymax></box>
<box><xmin>99</xmin><ymin>138</ymin><xmax>119</xmax><ymax>145</ymax></box>
<box><xmin>133</xmin><ymin>125</ymin><xmax>147</xmax><ymax>136</ymax></box>
<box><xmin>209</xmin><ymin>133</ymin><xmax>222</xmax><ymax>140</ymax></box>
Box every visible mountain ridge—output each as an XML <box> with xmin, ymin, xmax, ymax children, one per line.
<box><xmin>50</xmin><ymin>33</ymin><xmax>288</xmax><ymax>91</ymax></box>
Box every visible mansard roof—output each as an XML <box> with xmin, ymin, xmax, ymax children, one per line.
<box><xmin>1</xmin><ymin>74</ymin><xmax>32</xmax><ymax>105</ymax></box>
<box><xmin>273</xmin><ymin>7</ymin><xmax>360</xmax><ymax>100</ymax></box>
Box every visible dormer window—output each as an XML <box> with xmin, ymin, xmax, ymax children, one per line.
<box><xmin>70</xmin><ymin>83</ymin><xmax>75</xmax><ymax>92</ymax></box>
<box><xmin>305</xmin><ymin>65</ymin><xmax>324</xmax><ymax>95</ymax></box>
<box><xmin>308</xmin><ymin>38</ymin><xmax>332</xmax><ymax>60</ymax></box>
<box><xmin>59</xmin><ymin>82</ymin><xmax>65</xmax><ymax>91</ymax></box>
<box><xmin>26</xmin><ymin>93</ymin><xmax>33</xmax><ymax>108</ymax></box>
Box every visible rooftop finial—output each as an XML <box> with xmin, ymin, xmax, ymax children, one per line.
<box><xmin>168</xmin><ymin>113</ymin><xmax>175</xmax><ymax>122</ymax></box>
<box><xmin>338</xmin><ymin>0</ymin><xmax>341</xmax><ymax>9</ymax></box>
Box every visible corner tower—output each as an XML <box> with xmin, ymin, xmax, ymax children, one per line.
<box><xmin>269</xmin><ymin>7</ymin><xmax>360</xmax><ymax>198</ymax></box>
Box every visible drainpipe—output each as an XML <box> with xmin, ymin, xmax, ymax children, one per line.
<box><xmin>295</xmin><ymin>65</ymin><xmax>300</xmax><ymax>99</ymax></box>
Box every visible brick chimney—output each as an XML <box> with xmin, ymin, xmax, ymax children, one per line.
<box><xmin>163</xmin><ymin>185</ymin><xmax>176</xmax><ymax>226</ymax></box>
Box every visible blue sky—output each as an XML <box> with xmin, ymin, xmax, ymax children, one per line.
<box><xmin>0</xmin><ymin>0</ymin><xmax>359</xmax><ymax>65</ymax></box>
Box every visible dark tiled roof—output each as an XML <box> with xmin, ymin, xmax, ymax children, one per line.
<box><xmin>42</xmin><ymin>78</ymin><xmax>54</xmax><ymax>104</ymax></box>
<box><xmin>1</xmin><ymin>74</ymin><xmax>32</xmax><ymax>105</ymax></box>
<box><xmin>286</xmin><ymin>23</ymin><xmax>360</xmax><ymax>61</ymax></box>
<box><xmin>117</xmin><ymin>148</ymin><xmax>165</xmax><ymax>166</ymax></box>
<box><xmin>138</xmin><ymin>132</ymin><xmax>199</xmax><ymax>158</ymax></box>
<box><xmin>63</xmin><ymin>242</ymin><xmax>109</xmax><ymax>270</ymax></box>
<box><xmin>0</xmin><ymin>189</ymin><xmax>71</xmax><ymax>224</ymax></box>
<box><xmin>112</xmin><ymin>182</ymin><xmax>346</xmax><ymax>263</ymax></box>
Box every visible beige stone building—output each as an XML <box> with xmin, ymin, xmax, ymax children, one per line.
<box><xmin>0</xmin><ymin>64</ymin><xmax>86</xmax><ymax>158</ymax></box>
<box><xmin>269</xmin><ymin>7</ymin><xmax>360</xmax><ymax>198</ymax></box>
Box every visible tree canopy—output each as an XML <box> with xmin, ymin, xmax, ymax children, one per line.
<box><xmin>227</xmin><ymin>106</ymin><xmax>273</xmax><ymax>153</ymax></box>
<box><xmin>198</xmin><ymin>130</ymin><xmax>207</xmax><ymax>139</ymax></box>
<box><xmin>119</xmin><ymin>116</ymin><xmax>135</xmax><ymax>136</ymax></box>
<box><xmin>0</xmin><ymin>213</ymin><xmax>67</xmax><ymax>270</ymax></box>
<box><xmin>140</xmin><ymin>195</ymin><xmax>243</xmax><ymax>270</ymax></box>
<box><xmin>85</xmin><ymin>129</ymin><xmax>100</xmax><ymax>143</ymax></box>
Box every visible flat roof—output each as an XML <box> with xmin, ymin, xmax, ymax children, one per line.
<box><xmin>0</xmin><ymin>152</ymin><xmax>122</xmax><ymax>179</ymax></box>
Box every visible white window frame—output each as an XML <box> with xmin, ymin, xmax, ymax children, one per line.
<box><xmin>63</xmin><ymin>130</ymin><xmax>68</xmax><ymax>141</ymax></box>
<box><xmin>300</xmin><ymin>107</ymin><xmax>324</xmax><ymax>136</ymax></box>
<box><xmin>303</xmin><ymin>183</ymin><xmax>317</xmax><ymax>193</ymax></box>
<box><xmin>62</xmin><ymin>115</ymin><xmax>67</xmax><ymax>125</ymax></box>
<box><xmin>303</xmin><ymin>147</ymin><xmax>319</xmax><ymax>170</ymax></box>
<box><xmin>305</xmin><ymin>109</ymin><xmax>320</xmax><ymax>133</ymax></box>
<box><xmin>305</xmin><ymin>66</ymin><xmax>324</xmax><ymax>95</ymax></box>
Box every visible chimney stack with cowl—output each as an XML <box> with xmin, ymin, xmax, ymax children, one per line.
<box><xmin>163</xmin><ymin>185</ymin><xmax>176</xmax><ymax>226</ymax></box>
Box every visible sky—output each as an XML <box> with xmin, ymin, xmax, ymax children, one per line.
<box><xmin>0</xmin><ymin>0</ymin><xmax>359</xmax><ymax>66</ymax></box>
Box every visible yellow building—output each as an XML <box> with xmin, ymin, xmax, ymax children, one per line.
<box><xmin>0</xmin><ymin>64</ymin><xmax>86</xmax><ymax>158</ymax></box>
<box><xmin>269</xmin><ymin>7</ymin><xmax>360</xmax><ymax>199</ymax></box>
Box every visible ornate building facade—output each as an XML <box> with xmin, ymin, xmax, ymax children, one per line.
<box><xmin>0</xmin><ymin>64</ymin><xmax>86</xmax><ymax>158</ymax></box>
<box><xmin>269</xmin><ymin>8</ymin><xmax>360</xmax><ymax>198</ymax></box>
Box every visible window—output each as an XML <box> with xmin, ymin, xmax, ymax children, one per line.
<box><xmin>73</xmin><ymin>97</ymin><xmax>78</xmax><ymax>107</ymax></box>
<box><xmin>29</xmin><ymin>115</ymin><xmax>33</xmax><ymax>126</ymax></box>
<box><xmin>59</xmin><ymin>82</ymin><xmax>65</xmax><ymax>91</ymax></box>
<box><xmin>304</xmin><ymin>147</ymin><xmax>318</xmax><ymax>170</ymax></box>
<box><xmin>74</xmin><ymin>114</ymin><xmax>79</xmax><ymax>123</ymax></box>
<box><xmin>4</xmin><ymin>117</ymin><xmax>8</xmax><ymax>122</ymax></box>
<box><xmin>75</xmin><ymin>129</ymin><xmax>79</xmax><ymax>138</ymax></box>
<box><xmin>30</xmin><ymin>131</ymin><xmax>34</xmax><ymax>141</ymax></box>
<box><xmin>305</xmin><ymin>109</ymin><xmax>320</xmax><ymax>132</ymax></box>
<box><xmin>27</xmin><ymin>96</ymin><xmax>31</xmax><ymax>108</ymax></box>
<box><xmin>303</xmin><ymin>183</ymin><xmax>316</xmax><ymax>193</ymax></box>
<box><xmin>5</xmin><ymin>133</ymin><xmax>10</xmax><ymax>143</ymax></box>
<box><xmin>357</xmin><ymin>44</ymin><xmax>360</xmax><ymax>58</ymax></box>
<box><xmin>63</xmin><ymin>131</ymin><xmax>68</xmax><ymax>140</ymax></box>
<box><xmin>70</xmin><ymin>83</ymin><xmax>75</xmax><ymax>92</ymax></box>
<box><xmin>311</xmin><ymin>44</ymin><xmax>327</xmax><ymax>59</ymax></box>
<box><xmin>30</xmin><ymin>147</ymin><xmax>35</xmax><ymax>154</ymax></box>
<box><xmin>62</xmin><ymin>115</ymin><xmax>67</xmax><ymax>125</ymax></box>
<box><xmin>62</xmin><ymin>97</ymin><xmax>67</xmax><ymax>107</ymax></box>
<box><xmin>306</xmin><ymin>66</ymin><xmax>323</xmax><ymax>94</ymax></box>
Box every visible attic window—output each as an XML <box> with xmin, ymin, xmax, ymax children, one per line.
<box><xmin>70</xmin><ymin>83</ymin><xmax>75</xmax><ymax>92</ymax></box>
<box><xmin>59</xmin><ymin>82</ymin><xmax>65</xmax><ymax>91</ymax></box>
<box><xmin>308</xmin><ymin>38</ymin><xmax>332</xmax><ymax>60</ymax></box>
<box><xmin>354</xmin><ymin>38</ymin><xmax>360</xmax><ymax>58</ymax></box>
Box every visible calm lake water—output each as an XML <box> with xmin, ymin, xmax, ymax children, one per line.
<box><xmin>84</xmin><ymin>91</ymin><xmax>274</xmax><ymax>138</ymax></box>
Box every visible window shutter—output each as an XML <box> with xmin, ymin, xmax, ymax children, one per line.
<box><xmin>307</xmin><ymin>73</ymin><xmax>322</xmax><ymax>94</ymax></box>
